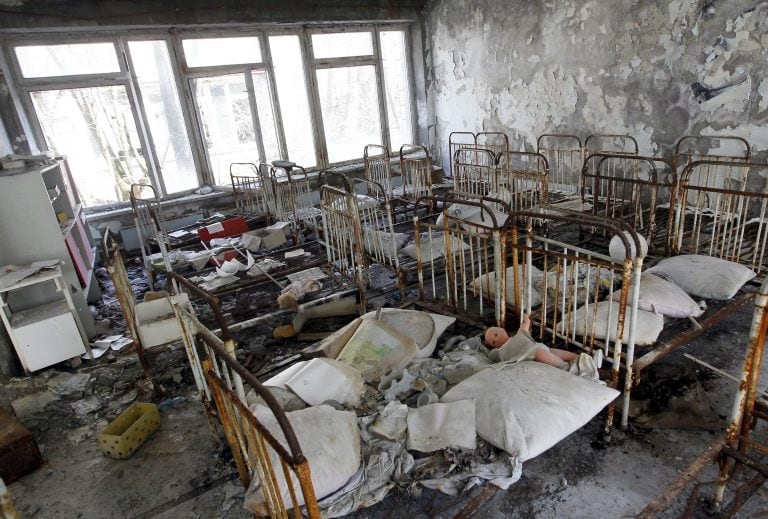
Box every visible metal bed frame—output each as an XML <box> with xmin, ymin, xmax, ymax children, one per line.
<box><xmin>102</xmin><ymin>230</ymin><xmax>152</xmax><ymax>380</ymax></box>
<box><xmin>167</xmin><ymin>274</ymin><xmax>320</xmax><ymax>518</ymax></box>
<box><xmin>413</xmin><ymin>196</ymin><xmax>508</xmax><ymax>328</ymax></box>
<box><xmin>673</xmin><ymin>135</ymin><xmax>751</xmax><ymax>171</ymax></box>
<box><xmin>363</xmin><ymin>144</ymin><xmax>394</xmax><ymax>198</ymax></box>
<box><xmin>580</xmin><ymin>153</ymin><xmax>675</xmax><ymax>251</ymax></box>
<box><xmin>411</xmin><ymin>202</ymin><xmax>638</xmax><ymax>431</ymax></box>
<box><xmin>230</xmin><ymin>162</ymin><xmax>270</xmax><ymax>217</ymax></box>
<box><xmin>637</xmin><ymin>276</ymin><xmax>768</xmax><ymax>518</ymax></box>
<box><xmin>448</xmin><ymin>131</ymin><xmax>510</xmax><ymax>177</ymax></box>
<box><xmin>267</xmin><ymin>164</ymin><xmax>350</xmax><ymax>242</ymax></box>
<box><xmin>537</xmin><ymin>134</ymin><xmax>584</xmax><ymax>196</ymax></box>
<box><xmin>671</xmin><ymin>160</ymin><xmax>768</xmax><ymax>278</ymax></box>
<box><xmin>504</xmin><ymin>211</ymin><xmax>640</xmax><ymax>433</ymax></box>
<box><xmin>395</xmin><ymin>144</ymin><xmax>433</xmax><ymax>203</ymax></box>
<box><xmin>267</xmin><ymin>164</ymin><xmax>318</xmax><ymax>234</ymax></box>
<box><xmin>496</xmin><ymin>150</ymin><xmax>550</xmax><ymax>212</ymax></box>
<box><xmin>452</xmin><ymin>148</ymin><xmax>499</xmax><ymax>198</ymax></box>
<box><xmin>350</xmin><ymin>179</ymin><xmax>404</xmax><ymax>288</ymax></box>
<box><xmin>129</xmin><ymin>183</ymin><xmax>172</xmax><ymax>286</ymax></box>
<box><xmin>319</xmin><ymin>184</ymin><xmax>368</xmax><ymax>307</ymax></box>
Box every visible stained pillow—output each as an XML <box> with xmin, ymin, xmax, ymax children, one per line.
<box><xmin>436</xmin><ymin>203</ymin><xmax>508</xmax><ymax>230</ymax></box>
<box><xmin>361</xmin><ymin>228</ymin><xmax>410</xmax><ymax>261</ymax></box>
<box><xmin>558</xmin><ymin>300</ymin><xmax>664</xmax><ymax>346</ymax></box>
<box><xmin>440</xmin><ymin>362</ymin><xmax>618</xmax><ymax>460</ymax></box>
<box><xmin>612</xmin><ymin>273</ymin><xmax>703</xmax><ymax>318</ymax></box>
<box><xmin>470</xmin><ymin>264</ymin><xmax>544</xmax><ymax>308</ymax></box>
<box><xmin>400</xmin><ymin>232</ymin><xmax>470</xmax><ymax>261</ymax></box>
<box><xmin>646</xmin><ymin>254</ymin><xmax>756</xmax><ymax>300</ymax></box>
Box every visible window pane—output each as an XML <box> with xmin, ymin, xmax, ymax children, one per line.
<box><xmin>380</xmin><ymin>31</ymin><xmax>413</xmax><ymax>148</ymax></box>
<box><xmin>182</xmin><ymin>37</ymin><xmax>262</xmax><ymax>67</ymax></box>
<box><xmin>15</xmin><ymin>43</ymin><xmax>120</xmax><ymax>78</ymax></box>
<box><xmin>269</xmin><ymin>35</ymin><xmax>316</xmax><ymax>167</ymax></box>
<box><xmin>252</xmin><ymin>71</ymin><xmax>280</xmax><ymax>163</ymax></box>
<box><xmin>311</xmin><ymin>32</ymin><xmax>373</xmax><ymax>59</ymax></box>
<box><xmin>316</xmin><ymin>65</ymin><xmax>381</xmax><ymax>163</ymax></box>
<box><xmin>193</xmin><ymin>74</ymin><xmax>259</xmax><ymax>185</ymax></box>
<box><xmin>129</xmin><ymin>40</ymin><xmax>198</xmax><ymax>194</ymax></box>
<box><xmin>31</xmin><ymin>86</ymin><xmax>150</xmax><ymax>206</ymax></box>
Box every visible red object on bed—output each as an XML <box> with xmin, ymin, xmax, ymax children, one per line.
<box><xmin>197</xmin><ymin>216</ymin><xmax>249</xmax><ymax>242</ymax></box>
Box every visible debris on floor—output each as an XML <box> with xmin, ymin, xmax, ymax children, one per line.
<box><xmin>239</xmin><ymin>308</ymin><xmax>615</xmax><ymax>516</ymax></box>
<box><xmin>0</xmin><ymin>408</ymin><xmax>43</xmax><ymax>483</ymax></box>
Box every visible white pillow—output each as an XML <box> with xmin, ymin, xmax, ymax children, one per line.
<box><xmin>559</xmin><ymin>300</ymin><xmax>664</xmax><ymax>346</ymax></box>
<box><xmin>646</xmin><ymin>254</ymin><xmax>756</xmax><ymax>300</ymax></box>
<box><xmin>470</xmin><ymin>264</ymin><xmax>544</xmax><ymax>308</ymax></box>
<box><xmin>440</xmin><ymin>362</ymin><xmax>618</xmax><ymax>460</ymax></box>
<box><xmin>400</xmin><ymin>232</ymin><xmax>470</xmax><ymax>261</ymax></box>
<box><xmin>436</xmin><ymin>203</ymin><xmax>508</xmax><ymax>231</ymax></box>
<box><xmin>608</xmin><ymin>232</ymin><xmax>648</xmax><ymax>262</ymax></box>
<box><xmin>244</xmin><ymin>405</ymin><xmax>360</xmax><ymax>514</ymax></box>
<box><xmin>613</xmin><ymin>273</ymin><xmax>703</xmax><ymax>318</ymax></box>
<box><xmin>361</xmin><ymin>228</ymin><xmax>409</xmax><ymax>261</ymax></box>
<box><xmin>354</xmin><ymin>193</ymin><xmax>378</xmax><ymax>209</ymax></box>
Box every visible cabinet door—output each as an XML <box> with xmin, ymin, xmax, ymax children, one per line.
<box><xmin>14</xmin><ymin>313</ymin><xmax>85</xmax><ymax>371</ymax></box>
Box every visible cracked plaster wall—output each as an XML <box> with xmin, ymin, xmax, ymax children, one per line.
<box><xmin>425</xmin><ymin>0</ymin><xmax>768</xmax><ymax>171</ymax></box>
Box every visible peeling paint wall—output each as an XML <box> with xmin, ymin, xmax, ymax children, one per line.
<box><xmin>425</xmin><ymin>0</ymin><xmax>768</xmax><ymax>170</ymax></box>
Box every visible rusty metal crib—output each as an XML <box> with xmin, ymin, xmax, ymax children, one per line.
<box><xmin>167</xmin><ymin>273</ymin><xmax>320</xmax><ymax>518</ymax></box>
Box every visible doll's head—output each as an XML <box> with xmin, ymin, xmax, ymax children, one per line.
<box><xmin>484</xmin><ymin>327</ymin><xmax>509</xmax><ymax>349</ymax></box>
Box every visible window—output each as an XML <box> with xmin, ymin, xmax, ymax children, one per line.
<box><xmin>15</xmin><ymin>43</ymin><xmax>120</xmax><ymax>78</ymax></box>
<box><xmin>182</xmin><ymin>37</ymin><xmax>262</xmax><ymax>67</ymax></box>
<box><xmin>270</xmin><ymin>35</ymin><xmax>316</xmax><ymax>167</ymax></box>
<box><xmin>380</xmin><ymin>30</ymin><xmax>414</xmax><ymax>148</ymax></box>
<box><xmin>193</xmin><ymin>74</ymin><xmax>260</xmax><ymax>185</ymax></box>
<box><xmin>311</xmin><ymin>32</ymin><xmax>373</xmax><ymax>58</ymax></box>
<box><xmin>308</xmin><ymin>28</ymin><xmax>414</xmax><ymax>165</ymax></box>
<box><xmin>31</xmin><ymin>86</ymin><xmax>148</xmax><ymax>206</ymax></box>
<box><xmin>6</xmin><ymin>26</ymin><xmax>417</xmax><ymax>207</ymax></box>
<box><xmin>252</xmin><ymin>71</ymin><xmax>280</xmax><ymax>163</ymax></box>
<box><xmin>128</xmin><ymin>40</ymin><xmax>197</xmax><ymax>194</ymax></box>
<box><xmin>316</xmin><ymin>66</ymin><xmax>381</xmax><ymax>163</ymax></box>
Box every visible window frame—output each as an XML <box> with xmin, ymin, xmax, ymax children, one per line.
<box><xmin>0</xmin><ymin>22</ymin><xmax>418</xmax><ymax>207</ymax></box>
<box><xmin>176</xmin><ymin>29</ymin><xmax>286</xmax><ymax>171</ymax></box>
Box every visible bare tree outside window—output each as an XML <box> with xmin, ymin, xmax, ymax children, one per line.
<box><xmin>32</xmin><ymin>86</ymin><xmax>149</xmax><ymax>205</ymax></box>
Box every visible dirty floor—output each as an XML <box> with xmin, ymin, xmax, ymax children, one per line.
<box><xmin>2</xmin><ymin>288</ymin><xmax>768</xmax><ymax>518</ymax></box>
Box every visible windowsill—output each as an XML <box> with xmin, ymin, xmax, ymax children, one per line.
<box><xmin>84</xmin><ymin>188</ymin><xmax>232</xmax><ymax>221</ymax></box>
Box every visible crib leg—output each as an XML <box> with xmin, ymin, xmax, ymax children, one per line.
<box><xmin>621</xmin><ymin>368</ymin><xmax>633</xmax><ymax>430</ymax></box>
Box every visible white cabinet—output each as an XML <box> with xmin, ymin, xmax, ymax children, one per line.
<box><xmin>0</xmin><ymin>158</ymin><xmax>97</xmax><ymax>337</ymax></box>
<box><xmin>0</xmin><ymin>266</ymin><xmax>91</xmax><ymax>372</ymax></box>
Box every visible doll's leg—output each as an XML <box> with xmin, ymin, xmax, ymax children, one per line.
<box><xmin>533</xmin><ymin>347</ymin><xmax>571</xmax><ymax>368</ymax></box>
<box><xmin>550</xmin><ymin>348</ymin><xmax>578</xmax><ymax>362</ymax></box>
